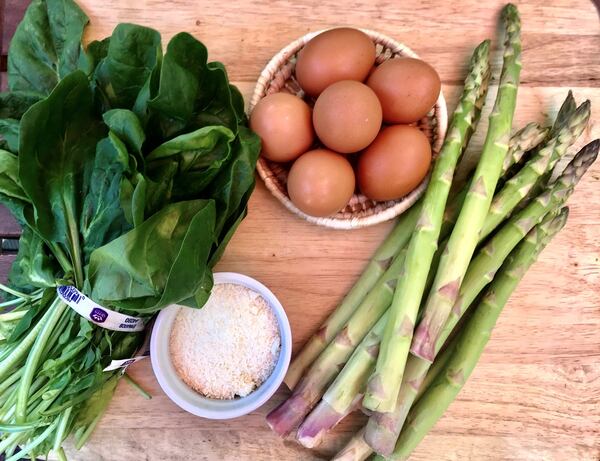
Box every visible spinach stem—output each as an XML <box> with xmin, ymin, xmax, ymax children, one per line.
<box><xmin>56</xmin><ymin>447</ymin><xmax>68</xmax><ymax>461</ymax></box>
<box><xmin>53</xmin><ymin>406</ymin><xmax>72</xmax><ymax>451</ymax></box>
<box><xmin>4</xmin><ymin>419</ymin><xmax>58</xmax><ymax>461</ymax></box>
<box><xmin>0</xmin><ymin>432</ymin><xmax>21</xmax><ymax>455</ymax></box>
<box><xmin>0</xmin><ymin>310</ymin><xmax>28</xmax><ymax>321</ymax></box>
<box><xmin>64</xmin><ymin>203</ymin><xmax>85</xmax><ymax>288</ymax></box>
<box><xmin>0</xmin><ymin>303</ymin><xmax>53</xmax><ymax>381</ymax></box>
<box><xmin>123</xmin><ymin>373</ymin><xmax>152</xmax><ymax>400</ymax></box>
<box><xmin>0</xmin><ymin>284</ymin><xmax>29</xmax><ymax>300</ymax></box>
<box><xmin>47</xmin><ymin>242</ymin><xmax>73</xmax><ymax>276</ymax></box>
<box><xmin>0</xmin><ymin>298</ymin><xmax>26</xmax><ymax>309</ymax></box>
<box><xmin>75</xmin><ymin>413</ymin><xmax>102</xmax><ymax>450</ymax></box>
<box><xmin>16</xmin><ymin>299</ymin><xmax>67</xmax><ymax>423</ymax></box>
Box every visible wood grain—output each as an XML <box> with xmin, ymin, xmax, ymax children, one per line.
<box><xmin>1</xmin><ymin>0</ymin><xmax>600</xmax><ymax>460</ymax></box>
<box><xmin>0</xmin><ymin>205</ymin><xmax>20</xmax><ymax>237</ymax></box>
<box><xmin>1</xmin><ymin>0</ymin><xmax>28</xmax><ymax>55</ymax></box>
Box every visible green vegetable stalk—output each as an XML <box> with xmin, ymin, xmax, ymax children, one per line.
<box><xmin>411</xmin><ymin>4</ymin><xmax>522</xmax><ymax>363</ymax></box>
<box><xmin>357</xmin><ymin>138</ymin><xmax>599</xmax><ymax>457</ymax></box>
<box><xmin>284</xmin><ymin>206</ymin><xmax>419</xmax><ymax>390</ymax></box>
<box><xmin>381</xmin><ymin>211</ymin><xmax>568</xmax><ymax>461</ymax></box>
<box><xmin>296</xmin><ymin>313</ymin><xmax>387</xmax><ymax>448</ymax></box>
<box><xmin>266</xmin><ymin>250</ymin><xmax>408</xmax><ymax>436</ymax></box>
<box><xmin>362</xmin><ymin>39</ymin><xmax>492</xmax><ymax>412</ymax></box>
<box><xmin>479</xmin><ymin>98</ymin><xmax>590</xmax><ymax>240</ymax></box>
<box><xmin>0</xmin><ymin>0</ymin><xmax>260</xmax><ymax>456</ymax></box>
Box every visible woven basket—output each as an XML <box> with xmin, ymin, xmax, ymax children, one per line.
<box><xmin>249</xmin><ymin>29</ymin><xmax>448</xmax><ymax>229</ymax></box>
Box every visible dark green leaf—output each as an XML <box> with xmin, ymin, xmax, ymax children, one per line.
<box><xmin>18</xmin><ymin>71</ymin><xmax>106</xmax><ymax>246</ymax></box>
<box><xmin>8</xmin><ymin>227</ymin><xmax>58</xmax><ymax>290</ymax></box>
<box><xmin>80</xmin><ymin>132</ymin><xmax>133</xmax><ymax>265</ymax></box>
<box><xmin>0</xmin><ymin>150</ymin><xmax>31</xmax><ymax>224</ymax></box>
<box><xmin>7</xmin><ymin>0</ymin><xmax>89</xmax><ymax>95</ymax></box>
<box><xmin>94</xmin><ymin>24</ymin><xmax>162</xmax><ymax>109</ymax></box>
<box><xmin>0</xmin><ymin>150</ymin><xmax>29</xmax><ymax>202</ymax></box>
<box><xmin>193</xmin><ymin>61</ymin><xmax>239</xmax><ymax>132</ymax></box>
<box><xmin>79</xmin><ymin>37</ymin><xmax>110</xmax><ymax>75</ymax></box>
<box><xmin>102</xmin><ymin>109</ymin><xmax>145</xmax><ymax>155</ymax></box>
<box><xmin>0</xmin><ymin>120</ymin><xmax>20</xmax><ymax>153</ymax></box>
<box><xmin>146</xmin><ymin>33</ymin><xmax>240</xmax><ymax>139</ymax></box>
<box><xmin>148</xmin><ymin>32</ymin><xmax>208</xmax><ymax>131</ymax></box>
<box><xmin>86</xmin><ymin>199</ymin><xmax>216</xmax><ymax>313</ymax></box>
<box><xmin>0</xmin><ymin>91</ymin><xmax>43</xmax><ymax>119</ymax></box>
<box><xmin>146</xmin><ymin>125</ymin><xmax>235</xmax><ymax>199</ymax></box>
<box><xmin>205</xmin><ymin>125</ymin><xmax>260</xmax><ymax>240</ymax></box>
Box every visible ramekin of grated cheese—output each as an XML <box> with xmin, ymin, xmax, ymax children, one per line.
<box><xmin>150</xmin><ymin>272</ymin><xmax>292</xmax><ymax>419</ymax></box>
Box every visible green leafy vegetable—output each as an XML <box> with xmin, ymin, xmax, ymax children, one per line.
<box><xmin>93</xmin><ymin>24</ymin><xmax>162</xmax><ymax>110</ymax></box>
<box><xmin>0</xmin><ymin>0</ymin><xmax>260</xmax><ymax>456</ymax></box>
<box><xmin>7</xmin><ymin>0</ymin><xmax>89</xmax><ymax>95</ymax></box>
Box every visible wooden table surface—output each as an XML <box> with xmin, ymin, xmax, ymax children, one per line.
<box><xmin>1</xmin><ymin>1</ymin><xmax>600</xmax><ymax>460</ymax></box>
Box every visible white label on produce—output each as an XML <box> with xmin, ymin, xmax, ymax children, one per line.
<box><xmin>57</xmin><ymin>285</ymin><xmax>145</xmax><ymax>332</ymax></box>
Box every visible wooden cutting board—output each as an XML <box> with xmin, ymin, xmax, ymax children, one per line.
<box><xmin>1</xmin><ymin>1</ymin><xmax>599</xmax><ymax>460</ymax></box>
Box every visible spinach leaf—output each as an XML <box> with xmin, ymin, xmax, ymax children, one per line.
<box><xmin>102</xmin><ymin>109</ymin><xmax>145</xmax><ymax>155</ymax></box>
<box><xmin>146</xmin><ymin>33</ymin><xmax>241</xmax><ymax>140</ymax></box>
<box><xmin>94</xmin><ymin>24</ymin><xmax>162</xmax><ymax>110</ymax></box>
<box><xmin>86</xmin><ymin>199</ymin><xmax>216</xmax><ymax>314</ymax></box>
<box><xmin>148</xmin><ymin>32</ymin><xmax>208</xmax><ymax>126</ymax></box>
<box><xmin>18</xmin><ymin>71</ymin><xmax>106</xmax><ymax>250</ymax></box>
<box><xmin>78</xmin><ymin>37</ymin><xmax>110</xmax><ymax>76</ymax></box>
<box><xmin>206</xmin><ymin>125</ymin><xmax>260</xmax><ymax>241</ymax></box>
<box><xmin>8</xmin><ymin>227</ymin><xmax>58</xmax><ymax>290</ymax></box>
<box><xmin>0</xmin><ymin>120</ymin><xmax>20</xmax><ymax>153</ymax></box>
<box><xmin>80</xmin><ymin>132</ymin><xmax>133</xmax><ymax>265</ymax></box>
<box><xmin>194</xmin><ymin>62</ymin><xmax>241</xmax><ymax>132</ymax></box>
<box><xmin>0</xmin><ymin>150</ymin><xmax>29</xmax><ymax>202</ymax></box>
<box><xmin>0</xmin><ymin>149</ymin><xmax>32</xmax><ymax>225</ymax></box>
<box><xmin>146</xmin><ymin>125</ymin><xmax>235</xmax><ymax>199</ymax></box>
<box><xmin>8</xmin><ymin>0</ymin><xmax>89</xmax><ymax>95</ymax></box>
<box><xmin>0</xmin><ymin>91</ymin><xmax>43</xmax><ymax>119</ymax></box>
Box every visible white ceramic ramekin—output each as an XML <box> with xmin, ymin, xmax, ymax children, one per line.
<box><xmin>150</xmin><ymin>272</ymin><xmax>292</xmax><ymax>419</ymax></box>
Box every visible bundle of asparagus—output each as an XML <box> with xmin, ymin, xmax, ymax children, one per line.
<box><xmin>266</xmin><ymin>3</ymin><xmax>598</xmax><ymax>459</ymax></box>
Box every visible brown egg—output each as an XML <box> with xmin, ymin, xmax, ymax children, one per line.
<box><xmin>313</xmin><ymin>81</ymin><xmax>382</xmax><ymax>154</ymax></box>
<box><xmin>249</xmin><ymin>92</ymin><xmax>314</xmax><ymax>162</ymax></box>
<box><xmin>295</xmin><ymin>28</ymin><xmax>376</xmax><ymax>97</ymax></box>
<box><xmin>287</xmin><ymin>149</ymin><xmax>355</xmax><ymax>217</ymax></box>
<box><xmin>367</xmin><ymin>58</ymin><xmax>441</xmax><ymax>124</ymax></box>
<box><xmin>358</xmin><ymin>125</ymin><xmax>431</xmax><ymax>201</ymax></box>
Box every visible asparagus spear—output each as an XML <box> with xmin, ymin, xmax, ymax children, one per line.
<box><xmin>364</xmin><ymin>139</ymin><xmax>598</xmax><ymax>454</ymax></box>
<box><xmin>441</xmin><ymin>121</ymin><xmax>548</xmax><ymax>238</ymax></box>
<box><xmin>292</xmin><ymin>133</ymin><xmax>595</xmax><ymax>452</ymax></box>
<box><xmin>480</xmin><ymin>99</ymin><xmax>590</xmax><ymax>240</ymax></box>
<box><xmin>332</xmin><ymin>326</ymin><xmax>465</xmax><ymax>461</ymax></box>
<box><xmin>266</xmin><ymin>249</ymin><xmax>408</xmax><ymax>436</ymax></box>
<box><xmin>284</xmin><ymin>207</ymin><xmax>420</xmax><ymax>390</ymax></box>
<box><xmin>362</xmin><ymin>38</ymin><xmax>493</xmax><ymax>413</ymax></box>
<box><xmin>411</xmin><ymin>4</ymin><xmax>522</xmax><ymax>363</ymax></box>
<box><xmin>294</xmin><ymin>101</ymin><xmax>546</xmax><ymax>450</ymax></box>
<box><xmin>297</xmin><ymin>313</ymin><xmax>387</xmax><ymax>448</ymax></box>
<box><xmin>382</xmin><ymin>211</ymin><xmax>568</xmax><ymax>461</ymax></box>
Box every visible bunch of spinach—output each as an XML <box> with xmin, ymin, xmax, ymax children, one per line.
<box><xmin>0</xmin><ymin>0</ymin><xmax>260</xmax><ymax>458</ymax></box>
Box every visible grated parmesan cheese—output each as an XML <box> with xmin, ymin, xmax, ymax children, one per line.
<box><xmin>169</xmin><ymin>283</ymin><xmax>281</xmax><ymax>399</ymax></box>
